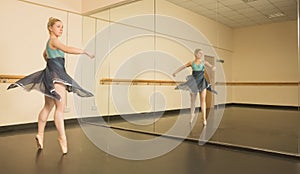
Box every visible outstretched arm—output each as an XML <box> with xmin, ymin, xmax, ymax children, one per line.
<box><xmin>50</xmin><ymin>38</ymin><xmax>95</xmax><ymax>58</ymax></box>
<box><xmin>173</xmin><ymin>61</ymin><xmax>191</xmax><ymax>77</ymax></box>
<box><xmin>204</xmin><ymin>61</ymin><xmax>216</xmax><ymax>71</ymax></box>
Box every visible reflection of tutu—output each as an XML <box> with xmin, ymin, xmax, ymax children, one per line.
<box><xmin>175</xmin><ymin>70</ymin><xmax>217</xmax><ymax>94</ymax></box>
<box><xmin>7</xmin><ymin>57</ymin><xmax>93</xmax><ymax>101</ymax></box>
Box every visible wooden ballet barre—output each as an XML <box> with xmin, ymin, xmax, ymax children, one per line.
<box><xmin>0</xmin><ymin>74</ymin><xmax>25</xmax><ymax>83</ymax></box>
<box><xmin>215</xmin><ymin>82</ymin><xmax>299</xmax><ymax>86</ymax></box>
<box><xmin>100</xmin><ymin>78</ymin><xmax>185</xmax><ymax>86</ymax></box>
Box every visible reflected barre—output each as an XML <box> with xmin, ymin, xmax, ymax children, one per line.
<box><xmin>215</xmin><ymin>82</ymin><xmax>299</xmax><ymax>86</ymax></box>
<box><xmin>0</xmin><ymin>75</ymin><xmax>25</xmax><ymax>83</ymax></box>
<box><xmin>100</xmin><ymin>79</ymin><xmax>299</xmax><ymax>86</ymax></box>
<box><xmin>100</xmin><ymin>78</ymin><xmax>185</xmax><ymax>86</ymax></box>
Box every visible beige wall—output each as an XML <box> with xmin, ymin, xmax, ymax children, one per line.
<box><xmin>21</xmin><ymin>0</ymin><xmax>136</xmax><ymax>15</ymax></box>
<box><xmin>88</xmin><ymin>0</ymin><xmax>232</xmax><ymax>116</ymax></box>
<box><xmin>82</xmin><ymin>0</ymin><xmax>136</xmax><ymax>15</ymax></box>
<box><xmin>232</xmin><ymin>21</ymin><xmax>298</xmax><ymax>106</ymax></box>
<box><xmin>232</xmin><ymin>21</ymin><xmax>298</xmax><ymax>81</ymax></box>
<box><xmin>20</xmin><ymin>0</ymin><xmax>82</xmax><ymax>13</ymax></box>
<box><xmin>0</xmin><ymin>0</ymin><xmax>82</xmax><ymax>126</ymax></box>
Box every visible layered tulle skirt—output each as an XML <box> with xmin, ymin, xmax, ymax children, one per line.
<box><xmin>175</xmin><ymin>70</ymin><xmax>217</xmax><ymax>94</ymax></box>
<box><xmin>7</xmin><ymin>57</ymin><xmax>93</xmax><ymax>101</ymax></box>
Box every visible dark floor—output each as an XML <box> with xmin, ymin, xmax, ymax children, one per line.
<box><xmin>83</xmin><ymin>105</ymin><xmax>300</xmax><ymax>157</ymax></box>
<box><xmin>0</xmin><ymin>121</ymin><xmax>300</xmax><ymax>174</ymax></box>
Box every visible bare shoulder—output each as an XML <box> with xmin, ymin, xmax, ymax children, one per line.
<box><xmin>185</xmin><ymin>61</ymin><xmax>192</xmax><ymax>67</ymax></box>
<box><xmin>49</xmin><ymin>37</ymin><xmax>59</xmax><ymax>44</ymax></box>
<box><xmin>49</xmin><ymin>37</ymin><xmax>63</xmax><ymax>49</ymax></box>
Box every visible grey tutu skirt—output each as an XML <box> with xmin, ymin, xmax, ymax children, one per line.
<box><xmin>175</xmin><ymin>70</ymin><xmax>217</xmax><ymax>94</ymax></box>
<box><xmin>7</xmin><ymin>57</ymin><xmax>93</xmax><ymax>101</ymax></box>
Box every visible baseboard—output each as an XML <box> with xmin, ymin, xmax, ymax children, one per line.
<box><xmin>225</xmin><ymin>103</ymin><xmax>299</xmax><ymax>110</ymax></box>
<box><xmin>0</xmin><ymin>104</ymin><xmax>298</xmax><ymax>133</ymax></box>
<box><xmin>0</xmin><ymin>118</ymin><xmax>79</xmax><ymax>134</ymax></box>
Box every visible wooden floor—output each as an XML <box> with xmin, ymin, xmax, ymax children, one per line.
<box><xmin>0</xmin><ymin>121</ymin><xmax>299</xmax><ymax>173</ymax></box>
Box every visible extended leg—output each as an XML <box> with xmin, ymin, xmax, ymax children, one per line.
<box><xmin>36</xmin><ymin>96</ymin><xmax>54</xmax><ymax>149</ymax></box>
<box><xmin>200</xmin><ymin>89</ymin><xmax>207</xmax><ymax>126</ymax></box>
<box><xmin>54</xmin><ymin>83</ymin><xmax>68</xmax><ymax>154</ymax></box>
<box><xmin>190</xmin><ymin>93</ymin><xmax>197</xmax><ymax>123</ymax></box>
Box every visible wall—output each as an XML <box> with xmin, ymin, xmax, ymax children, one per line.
<box><xmin>20</xmin><ymin>0</ymin><xmax>82</xmax><ymax>13</ymax></box>
<box><xmin>86</xmin><ymin>0</ymin><xmax>233</xmax><ymax>116</ymax></box>
<box><xmin>0</xmin><ymin>0</ymin><xmax>82</xmax><ymax>126</ymax></box>
<box><xmin>232</xmin><ymin>21</ymin><xmax>298</xmax><ymax>106</ymax></box>
<box><xmin>81</xmin><ymin>0</ymin><xmax>136</xmax><ymax>15</ymax></box>
<box><xmin>155</xmin><ymin>0</ymin><xmax>233</xmax><ymax>105</ymax></box>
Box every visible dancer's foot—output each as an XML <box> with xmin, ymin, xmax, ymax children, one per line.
<box><xmin>58</xmin><ymin>136</ymin><xmax>68</xmax><ymax>155</ymax></box>
<box><xmin>35</xmin><ymin>134</ymin><xmax>43</xmax><ymax>150</ymax></box>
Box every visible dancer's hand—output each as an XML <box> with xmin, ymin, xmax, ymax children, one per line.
<box><xmin>212</xmin><ymin>66</ymin><xmax>216</xmax><ymax>71</ymax></box>
<box><xmin>84</xmin><ymin>51</ymin><xmax>95</xmax><ymax>59</ymax></box>
<box><xmin>89</xmin><ymin>54</ymin><xmax>95</xmax><ymax>59</ymax></box>
<box><xmin>172</xmin><ymin>73</ymin><xmax>176</xmax><ymax>77</ymax></box>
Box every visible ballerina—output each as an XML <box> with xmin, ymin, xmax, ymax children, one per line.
<box><xmin>7</xmin><ymin>17</ymin><xmax>95</xmax><ymax>154</ymax></box>
<box><xmin>173</xmin><ymin>49</ymin><xmax>217</xmax><ymax>126</ymax></box>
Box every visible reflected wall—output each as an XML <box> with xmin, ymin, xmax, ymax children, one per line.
<box><xmin>79</xmin><ymin>0</ymin><xmax>227</xmax><ymax>117</ymax></box>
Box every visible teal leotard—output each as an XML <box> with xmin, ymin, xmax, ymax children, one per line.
<box><xmin>46</xmin><ymin>40</ymin><xmax>65</xmax><ymax>58</ymax></box>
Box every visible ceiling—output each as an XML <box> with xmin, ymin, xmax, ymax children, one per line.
<box><xmin>166</xmin><ymin>0</ymin><xmax>297</xmax><ymax>28</ymax></box>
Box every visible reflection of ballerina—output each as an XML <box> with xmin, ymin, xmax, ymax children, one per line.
<box><xmin>7</xmin><ymin>17</ymin><xmax>94</xmax><ymax>154</ymax></box>
<box><xmin>173</xmin><ymin>49</ymin><xmax>217</xmax><ymax>126</ymax></box>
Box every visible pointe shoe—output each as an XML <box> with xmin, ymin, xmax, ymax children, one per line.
<box><xmin>203</xmin><ymin>120</ymin><xmax>207</xmax><ymax>126</ymax></box>
<box><xmin>35</xmin><ymin>135</ymin><xmax>43</xmax><ymax>150</ymax></box>
<box><xmin>58</xmin><ymin>137</ymin><xmax>68</xmax><ymax>155</ymax></box>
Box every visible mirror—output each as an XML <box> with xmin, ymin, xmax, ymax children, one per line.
<box><xmin>78</xmin><ymin>0</ymin><xmax>300</xmax><ymax>157</ymax></box>
<box><xmin>295</xmin><ymin>0</ymin><xmax>300</xmax><ymax>156</ymax></box>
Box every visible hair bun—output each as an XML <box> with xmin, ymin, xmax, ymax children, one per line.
<box><xmin>47</xmin><ymin>17</ymin><xmax>61</xmax><ymax>33</ymax></box>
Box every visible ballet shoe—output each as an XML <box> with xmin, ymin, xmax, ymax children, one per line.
<box><xmin>203</xmin><ymin>120</ymin><xmax>207</xmax><ymax>126</ymax></box>
<box><xmin>57</xmin><ymin>137</ymin><xmax>68</xmax><ymax>155</ymax></box>
<box><xmin>35</xmin><ymin>134</ymin><xmax>43</xmax><ymax>150</ymax></box>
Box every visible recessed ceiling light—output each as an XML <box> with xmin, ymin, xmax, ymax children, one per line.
<box><xmin>268</xmin><ymin>12</ymin><xmax>286</xmax><ymax>18</ymax></box>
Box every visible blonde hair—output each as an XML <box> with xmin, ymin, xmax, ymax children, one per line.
<box><xmin>47</xmin><ymin>17</ymin><xmax>61</xmax><ymax>33</ymax></box>
<box><xmin>194</xmin><ymin>48</ymin><xmax>203</xmax><ymax>57</ymax></box>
